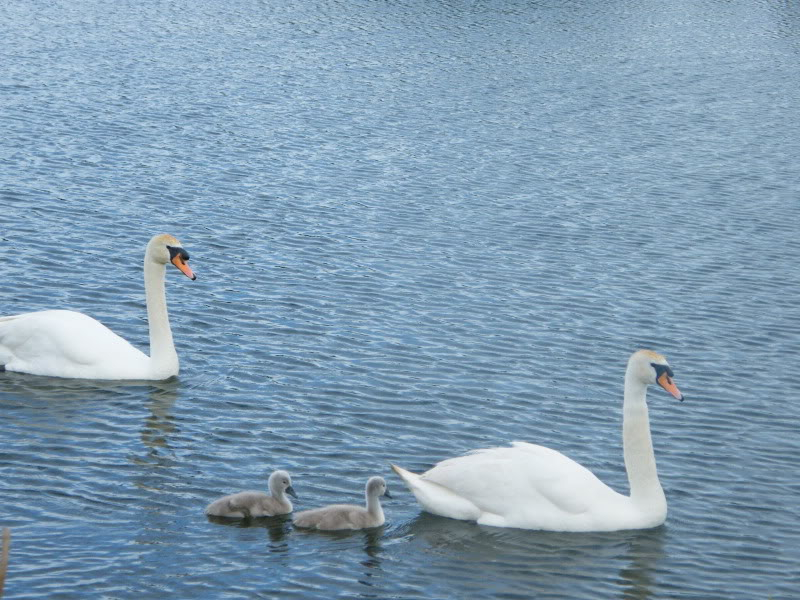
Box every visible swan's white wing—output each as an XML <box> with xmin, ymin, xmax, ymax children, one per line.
<box><xmin>0</xmin><ymin>310</ymin><xmax>149</xmax><ymax>378</ymax></box>
<box><xmin>397</xmin><ymin>442</ymin><xmax>626</xmax><ymax>530</ymax></box>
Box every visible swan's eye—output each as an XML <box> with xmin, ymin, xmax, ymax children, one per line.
<box><xmin>651</xmin><ymin>363</ymin><xmax>674</xmax><ymax>378</ymax></box>
<box><xmin>167</xmin><ymin>246</ymin><xmax>190</xmax><ymax>261</ymax></box>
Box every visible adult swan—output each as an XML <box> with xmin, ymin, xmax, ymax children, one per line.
<box><xmin>0</xmin><ymin>234</ymin><xmax>196</xmax><ymax>380</ymax></box>
<box><xmin>392</xmin><ymin>350</ymin><xmax>684</xmax><ymax>532</ymax></box>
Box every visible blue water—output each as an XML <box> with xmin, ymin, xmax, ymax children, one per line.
<box><xmin>2</xmin><ymin>0</ymin><xmax>799</xmax><ymax>598</ymax></box>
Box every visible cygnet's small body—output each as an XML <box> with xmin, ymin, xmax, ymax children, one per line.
<box><xmin>293</xmin><ymin>476</ymin><xmax>391</xmax><ymax>531</ymax></box>
<box><xmin>205</xmin><ymin>470</ymin><xmax>297</xmax><ymax>518</ymax></box>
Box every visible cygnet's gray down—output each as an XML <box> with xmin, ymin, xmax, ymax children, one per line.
<box><xmin>205</xmin><ymin>470</ymin><xmax>297</xmax><ymax>518</ymax></box>
<box><xmin>293</xmin><ymin>476</ymin><xmax>391</xmax><ymax>530</ymax></box>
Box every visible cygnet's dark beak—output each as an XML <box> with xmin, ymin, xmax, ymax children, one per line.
<box><xmin>286</xmin><ymin>485</ymin><xmax>298</xmax><ymax>499</ymax></box>
<box><xmin>383</xmin><ymin>488</ymin><xmax>392</xmax><ymax>499</ymax></box>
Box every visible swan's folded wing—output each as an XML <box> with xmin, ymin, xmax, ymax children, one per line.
<box><xmin>421</xmin><ymin>442</ymin><xmax>618</xmax><ymax>521</ymax></box>
<box><xmin>0</xmin><ymin>310</ymin><xmax>147</xmax><ymax>377</ymax></box>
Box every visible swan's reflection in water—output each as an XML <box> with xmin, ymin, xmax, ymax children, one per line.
<box><xmin>0</xmin><ymin>372</ymin><xmax>182</xmax><ymax>463</ymax></box>
<box><xmin>0</xmin><ymin>370</ymin><xmax>156</xmax><ymax>402</ymax></box>
<box><xmin>619</xmin><ymin>528</ymin><xmax>665</xmax><ymax>600</ymax></box>
<box><xmin>139</xmin><ymin>379</ymin><xmax>180</xmax><ymax>456</ymax></box>
<box><xmin>404</xmin><ymin>513</ymin><xmax>665</xmax><ymax>600</ymax></box>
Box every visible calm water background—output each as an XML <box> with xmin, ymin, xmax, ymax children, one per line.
<box><xmin>1</xmin><ymin>0</ymin><xmax>799</xmax><ymax>598</ymax></box>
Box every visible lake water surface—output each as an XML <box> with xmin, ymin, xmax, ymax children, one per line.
<box><xmin>1</xmin><ymin>0</ymin><xmax>799</xmax><ymax>598</ymax></box>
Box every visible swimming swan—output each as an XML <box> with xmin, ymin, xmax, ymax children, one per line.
<box><xmin>205</xmin><ymin>470</ymin><xmax>297</xmax><ymax>518</ymax></box>
<box><xmin>0</xmin><ymin>234</ymin><xmax>195</xmax><ymax>380</ymax></box>
<box><xmin>293</xmin><ymin>476</ymin><xmax>391</xmax><ymax>530</ymax></box>
<box><xmin>392</xmin><ymin>350</ymin><xmax>684</xmax><ymax>532</ymax></box>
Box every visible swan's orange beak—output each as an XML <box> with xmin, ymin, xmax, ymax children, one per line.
<box><xmin>657</xmin><ymin>372</ymin><xmax>683</xmax><ymax>401</ymax></box>
<box><xmin>171</xmin><ymin>254</ymin><xmax>196</xmax><ymax>280</ymax></box>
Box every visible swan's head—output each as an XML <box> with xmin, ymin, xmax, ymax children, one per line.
<box><xmin>147</xmin><ymin>234</ymin><xmax>196</xmax><ymax>280</ymax></box>
<box><xmin>269</xmin><ymin>470</ymin><xmax>298</xmax><ymax>499</ymax></box>
<box><xmin>366</xmin><ymin>476</ymin><xmax>392</xmax><ymax>499</ymax></box>
<box><xmin>629</xmin><ymin>349</ymin><xmax>684</xmax><ymax>401</ymax></box>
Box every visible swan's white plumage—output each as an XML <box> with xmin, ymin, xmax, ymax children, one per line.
<box><xmin>392</xmin><ymin>350</ymin><xmax>683</xmax><ymax>532</ymax></box>
<box><xmin>0</xmin><ymin>234</ymin><xmax>194</xmax><ymax>380</ymax></box>
<box><xmin>0</xmin><ymin>311</ymin><xmax>151</xmax><ymax>379</ymax></box>
<box><xmin>393</xmin><ymin>442</ymin><xmax>631</xmax><ymax>531</ymax></box>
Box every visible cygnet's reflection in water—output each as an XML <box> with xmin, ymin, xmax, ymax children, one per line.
<box><xmin>294</xmin><ymin>525</ymin><xmax>385</xmax><ymax>554</ymax></box>
<box><xmin>358</xmin><ymin>527</ymin><xmax>385</xmax><ymax>587</ymax></box>
<box><xmin>207</xmin><ymin>514</ymin><xmax>294</xmax><ymax>546</ymax></box>
<box><xmin>403</xmin><ymin>513</ymin><xmax>665</xmax><ymax>600</ymax></box>
<box><xmin>343</xmin><ymin>526</ymin><xmax>386</xmax><ymax>592</ymax></box>
<box><xmin>293</xmin><ymin>525</ymin><xmax>386</xmax><ymax>589</ymax></box>
<box><xmin>206</xmin><ymin>512</ymin><xmax>388</xmax><ymax>581</ymax></box>
<box><xmin>203</xmin><ymin>514</ymin><xmax>385</xmax><ymax>565</ymax></box>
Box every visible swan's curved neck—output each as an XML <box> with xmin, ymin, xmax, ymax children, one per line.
<box><xmin>144</xmin><ymin>258</ymin><xmax>178</xmax><ymax>375</ymax></box>
<box><xmin>366</xmin><ymin>492</ymin><xmax>384</xmax><ymax>520</ymax></box>
<box><xmin>622</xmin><ymin>372</ymin><xmax>665</xmax><ymax>511</ymax></box>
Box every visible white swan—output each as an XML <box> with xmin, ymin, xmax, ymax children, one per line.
<box><xmin>293</xmin><ymin>476</ymin><xmax>391</xmax><ymax>530</ymax></box>
<box><xmin>392</xmin><ymin>350</ymin><xmax>684</xmax><ymax>532</ymax></box>
<box><xmin>205</xmin><ymin>470</ymin><xmax>297</xmax><ymax>518</ymax></box>
<box><xmin>0</xmin><ymin>234</ymin><xmax>196</xmax><ymax>380</ymax></box>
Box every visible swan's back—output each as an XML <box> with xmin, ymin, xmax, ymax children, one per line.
<box><xmin>0</xmin><ymin>310</ymin><xmax>149</xmax><ymax>378</ymax></box>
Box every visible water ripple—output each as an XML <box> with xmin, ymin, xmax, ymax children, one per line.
<box><xmin>2</xmin><ymin>0</ymin><xmax>800</xmax><ymax>598</ymax></box>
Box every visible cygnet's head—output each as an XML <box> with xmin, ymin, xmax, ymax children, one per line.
<box><xmin>628</xmin><ymin>349</ymin><xmax>684</xmax><ymax>401</ymax></box>
<box><xmin>146</xmin><ymin>233</ymin><xmax>196</xmax><ymax>280</ymax></box>
<box><xmin>366</xmin><ymin>476</ymin><xmax>391</xmax><ymax>499</ymax></box>
<box><xmin>269</xmin><ymin>470</ymin><xmax>298</xmax><ymax>499</ymax></box>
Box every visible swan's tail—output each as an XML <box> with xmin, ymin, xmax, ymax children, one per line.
<box><xmin>0</xmin><ymin>316</ymin><xmax>20</xmax><ymax>368</ymax></box>
<box><xmin>390</xmin><ymin>463</ymin><xmax>481</xmax><ymax>521</ymax></box>
<box><xmin>390</xmin><ymin>463</ymin><xmax>419</xmax><ymax>483</ymax></box>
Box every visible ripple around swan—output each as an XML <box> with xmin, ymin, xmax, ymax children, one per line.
<box><xmin>3</xmin><ymin>0</ymin><xmax>800</xmax><ymax>598</ymax></box>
